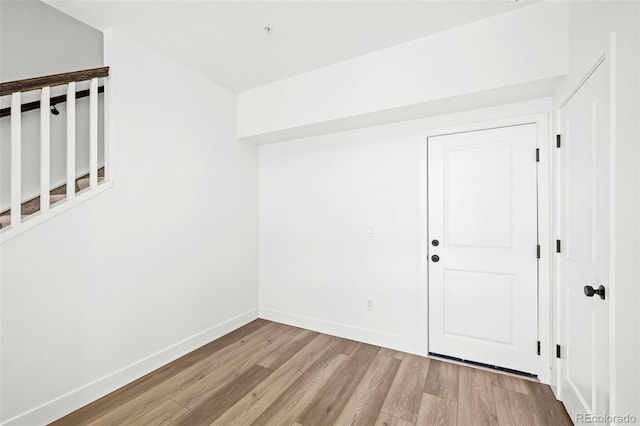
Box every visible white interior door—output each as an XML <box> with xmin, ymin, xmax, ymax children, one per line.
<box><xmin>557</xmin><ymin>59</ymin><xmax>610</xmax><ymax>423</ymax></box>
<box><xmin>428</xmin><ymin>124</ymin><xmax>539</xmax><ymax>375</ymax></box>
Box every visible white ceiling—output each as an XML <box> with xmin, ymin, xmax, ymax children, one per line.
<box><xmin>45</xmin><ymin>1</ymin><xmax>530</xmax><ymax>92</ymax></box>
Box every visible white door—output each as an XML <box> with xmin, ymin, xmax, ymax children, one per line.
<box><xmin>557</xmin><ymin>59</ymin><xmax>610</xmax><ymax>423</ymax></box>
<box><xmin>428</xmin><ymin>124</ymin><xmax>539</xmax><ymax>375</ymax></box>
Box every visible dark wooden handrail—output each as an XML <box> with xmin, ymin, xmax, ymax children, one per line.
<box><xmin>0</xmin><ymin>66</ymin><xmax>109</xmax><ymax>96</ymax></box>
<box><xmin>0</xmin><ymin>86</ymin><xmax>104</xmax><ymax>118</ymax></box>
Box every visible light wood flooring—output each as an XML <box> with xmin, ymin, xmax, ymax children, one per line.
<box><xmin>51</xmin><ymin>319</ymin><xmax>573</xmax><ymax>426</ymax></box>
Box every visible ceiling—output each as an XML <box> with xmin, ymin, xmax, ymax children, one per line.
<box><xmin>44</xmin><ymin>1</ymin><xmax>531</xmax><ymax>92</ymax></box>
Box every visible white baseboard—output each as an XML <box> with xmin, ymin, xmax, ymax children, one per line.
<box><xmin>2</xmin><ymin>309</ymin><xmax>259</xmax><ymax>426</ymax></box>
<box><xmin>259</xmin><ymin>307</ymin><xmax>426</xmax><ymax>357</ymax></box>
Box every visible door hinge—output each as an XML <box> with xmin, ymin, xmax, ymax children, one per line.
<box><xmin>556</xmin><ymin>240</ymin><xmax>561</xmax><ymax>253</ymax></box>
<box><xmin>556</xmin><ymin>134</ymin><xmax>561</xmax><ymax>148</ymax></box>
<box><xmin>536</xmin><ymin>148</ymin><xmax>540</xmax><ymax>162</ymax></box>
<box><xmin>537</xmin><ymin>245</ymin><xmax>541</xmax><ymax>259</ymax></box>
<box><xmin>556</xmin><ymin>344</ymin><xmax>561</xmax><ymax>359</ymax></box>
<box><xmin>537</xmin><ymin>341</ymin><xmax>541</xmax><ymax>356</ymax></box>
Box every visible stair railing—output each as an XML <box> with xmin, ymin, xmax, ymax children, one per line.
<box><xmin>0</xmin><ymin>66</ymin><xmax>110</xmax><ymax>238</ymax></box>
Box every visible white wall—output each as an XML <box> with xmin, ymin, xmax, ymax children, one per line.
<box><xmin>553</xmin><ymin>1</ymin><xmax>640</xmax><ymax>420</ymax></box>
<box><xmin>0</xmin><ymin>0</ymin><xmax>105</xmax><ymax>210</ymax></box>
<box><xmin>0</xmin><ymin>0</ymin><xmax>102</xmax><ymax>82</ymax></box>
<box><xmin>238</xmin><ymin>1</ymin><xmax>568</xmax><ymax>143</ymax></box>
<box><xmin>259</xmin><ymin>99</ymin><xmax>551</xmax><ymax>356</ymax></box>
<box><xmin>0</xmin><ymin>28</ymin><xmax>259</xmax><ymax>425</ymax></box>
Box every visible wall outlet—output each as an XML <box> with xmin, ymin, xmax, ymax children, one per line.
<box><xmin>365</xmin><ymin>298</ymin><xmax>374</xmax><ymax>310</ymax></box>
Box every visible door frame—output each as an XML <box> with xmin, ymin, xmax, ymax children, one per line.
<box><xmin>419</xmin><ymin>110</ymin><xmax>552</xmax><ymax>384</ymax></box>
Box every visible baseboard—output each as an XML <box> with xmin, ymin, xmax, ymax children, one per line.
<box><xmin>1</xmin><ymin>308</ymin><xmax>259</xmax><ymax>426</ymax></box>
<box><xmin>259</xmin><ymin>307</ymin><xmax>425</xmax><ymax>357</ymax></box>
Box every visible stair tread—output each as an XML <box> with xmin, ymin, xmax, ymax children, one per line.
<box><xmin>1</xmin><ymin>166</ymin><xmax>105</xmax><ymax>229</ymax></box>
<box><xmin>0</xmin><ymin>214</ymin><xmax>31</xmax><ymax>228</ymax></box>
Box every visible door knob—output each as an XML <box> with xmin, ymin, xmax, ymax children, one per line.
<box><xmin>431</xmin><ymin>255</ymin><xmax>440</xmax><ymax>263</ymax></box>
<box><xmin>584</xmin><ymin>285</ymin><xmax>606</xmax><ymax>300</ymax></box>
<box><xmin>431</xmin><ymin>239</ymin><xmax>440</xmax><ymax>247</ymax></box>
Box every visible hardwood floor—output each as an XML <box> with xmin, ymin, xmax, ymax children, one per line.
<box><xmin>51</xmin><ymin>320</ymin><xmax>573</xmax><ymax>426</ymax></box>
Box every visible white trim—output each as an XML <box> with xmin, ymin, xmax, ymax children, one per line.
<box><xmin>418</xmin><ymin>134</ymin><xmax>430</xmax><ymax>358</ymax></box>
<box><xmin>560</xmin><ymin>54</ymin><xmax>606</xmax><ymax>108</ymax></box>
<box><xmin>66</xmin><ymin>82</ymin><xmax>76</xmax><ymax>201</ymax></box>
<box><xmin>0</xmin><ymin>182</ymin><xmax>113</xmax><ymax>244</ymax></box>
<box><xmin>553</xmin><ymin>105</ymin><xmax>563</xmax><ymax>400</ymax></box>
<box><xmin>536</xmin><ymin>113</ymin><xmax>553</xmax><ymax>384</ymax></box>
<box><xmin>103</xmin><ymin>28</ymin><xmax>113</xmax><ymax>182</ymax></box>
<box><xmin>89</xmin><ymin>78</ymin><xmax>99</xmax><ymax>189</ymax></box>
<box><xmin>0</xmin><ymin>309</ymin><xmax>259</xmax><ymax>426</ymax></box>
<box><xmin>420</xmin><ymin>109</ymin><xmax>553</xmax><ymax>383</ymax></box>
<box><xmin>10</xmin><ymin>92</ymin><xmax>22</xmax><ymax>227</ymax></box>
<box><xmin>607</xmin><ymin>31</ymin><xmax>618</xmax><ymax>422</ymax></box>
<box><xmin>40</xmin><ymin>86</ymin><xmax>51</xmax><ymax>213</ymax></box>
<box><xmin>259</xmin><ymin>308</ymin><xmax>424</xmax><ymax>356</ymax></box>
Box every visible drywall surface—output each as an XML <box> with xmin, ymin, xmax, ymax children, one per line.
<box><xmin>238</xmin><ymin>1</ymin><xmax>568</xmax><ymax>142</ymax></box>
<box><xmin>0</xmin><ymin>29</ymin><xmax>259</xmax><ymax>425</ymax></box>
<box><xmin>553</xmin><ymin>1</ymin><xmax>640</xmax><ymax>420</ymax></box>
<box><xmin>0</xmin><ymin>0</ymin><xmax>105</xmax><ymax>210</ymax></box>
<box><xmin>259</xmin><ymin>99</ymin><xmax>551</xmax><ymax>356</ymax></box>
<box><xmin>0</xmin><ymin>0</ymin><xmax>103</xmax><ymax>81</ymax></box>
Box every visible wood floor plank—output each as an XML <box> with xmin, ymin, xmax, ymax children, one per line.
<box><xmin>334</xmin><ymin>353</ymin><xmax>401</xmax><ymax>425</ymax></box>
<box><xmin>211</xmin><ymin>333</ymin><xmax>336</xmax><ymax>425</ymax></box>
<box><xmin>424</xmin><ymin>359</ymin><xmax>459</xmax><ymax>401</ymax></box>
<box><xmin>416</xmin><ymin>393</ymin><xmax>457</xmax><ymax>426</ymax></box>
<box><xmin>173</xmin><ymin>364</ymin><xmax>272</xmax><ymax>426</ymax></box>
<box><xmin>379</xmin><ymin>348</ymin><xmax>405</xmax><ymax>360</ymax></box>
<box><xmin>297</xmin><ymin>343</ymin><xmax>380</xmax><ymax>426</ymax></box>
<box><xmin>493</xmin><ymin>386</ymin><xmax>541</xmax><ymax>426</ymax></box>
<box><xmin>332</xmin><ymin>337</ymin><xmax>359</xmax><ymax>355</ymax></box>
<box><xmin>170</xmin><ymin>324</ymin><xmax>301</xmax><ymax>408</ymax></box>
<box><xmin>490</xmin><ymin>371</ymin><xmax>529</xmax><ymax>394</ymax></box>
<box><xmin>251</xmin><ymin>348</ymin><xmax>347</xmax><ymax>425</ymax></box>
<box><xmin>524</xmin><ymin>380</ymin><xmax>573</xmax><ymax>425</ymax></box>
<box><xmin>256</xmin><ymin>328</ymin><xmax>317</xmax><ymax>369</ymax></box>
<box><xmin>50</xmin><ymin>319</ymin><xmax>269</xmax><ymax>425</ymax></box>
<box><xmin>457</xmin><ymin>366</ymin><xmax>499</xmax><ymax>426</ymax></box>
<box><xmin>121</xmin><ymin>399</ymin><xmax>188</xmax><ymax>426</ymax></box>
<box><xmin>375</xmin><ymin>412</ymin><xmax>415</xmax><ymax>426</ymax></box>
<box><xmin>87</xmin><ymin>322</ymin><xmax>295</xmax><ymax>425</ymax></box>
<box><xmin>380</xmin><ymin>354</ymin><xmax>430</xmax><ymax>423</ymax></box>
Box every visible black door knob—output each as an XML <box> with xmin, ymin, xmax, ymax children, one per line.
<box><xmin>584</xmin><ymin>285</ymin><xmax>606</xmax><ymax>300</ymax></box>
<box><xmin>431</xmin><ymin>239</ymin><xmax>439</xmax><ymax>247</ymax></box>
<box><xmin>431</xmin><ymin>255</ymin><xmax>440</xmax><ymax>263</ymax></box>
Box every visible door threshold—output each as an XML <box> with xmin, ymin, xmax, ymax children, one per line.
<box><xmin>428</xmin><ymin>352</ymin><xmax>538</xmax><ymax>380</ymax></box>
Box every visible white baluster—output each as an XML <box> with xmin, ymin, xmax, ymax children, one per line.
<box><xmin>89</xmin><ymin>78</ymin><xmax>98</xmax><ymax>188</ymax></box>
<box><xmin>66</xmin><ymin>82</ymin><xmax>76</xmax><ymax>200</ymax></box>
<box><xmin>10</xmin><ymin>92</ymin><xmax>21</xmax><ymax>226</ymax></box>
<box><xmin>40</xmin><ymin>87</ymin><xmax>50</xmax><ymax>212</ymax></box>
<box><xmin>103</xmin><ymin>75</ymin><xmax>111</xmax><ymax>182</ymax></box>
